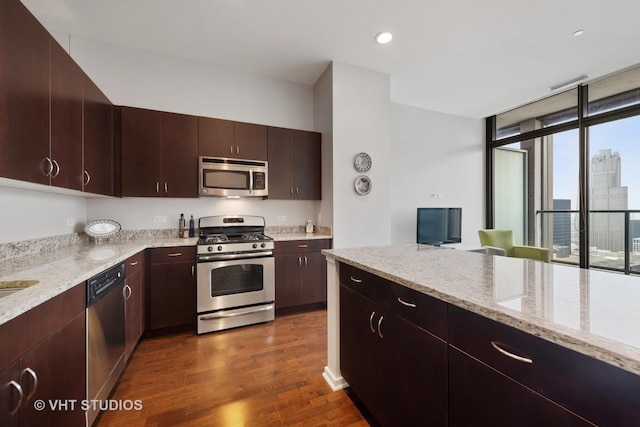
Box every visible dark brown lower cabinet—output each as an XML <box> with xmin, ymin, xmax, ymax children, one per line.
<box><xmin>448</xmin><ymin>347</ymin><xmax>592</xmax><ymax>427</ymax></box>
<box><xmin>125</xmin><ymin>251</ymin><xmax>145</xmax><ymax>359</ymax></box>
<box><xmin>340</xmin><ymin>284</ymin><xmax>447</xmax><ymax>426</ymax></box>
<box><xmin>149</xmin><ymin>246</ymin><xmax>196</xmax><ymax>330</ymax></box>
<box><xmin>274</xmin><ymin>239</ymin><xmax>331</xmax><ymax>310</ymax></box>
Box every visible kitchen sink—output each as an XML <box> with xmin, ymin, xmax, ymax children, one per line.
<box><xmin>0</xmin><ymin>280</ymin><xmax>39</xmax><ymax>298</ymax></box>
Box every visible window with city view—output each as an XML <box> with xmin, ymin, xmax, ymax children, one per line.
<box><xmin>488</xmin><ymin>64</ymin><xmax>640</xmax><ymax>275</ymax></box>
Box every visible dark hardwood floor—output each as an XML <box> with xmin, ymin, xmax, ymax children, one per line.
<box><xmin>97</xmin><ymin>310</ymin><xmax>369</xmax><ymax>426</ymax></box>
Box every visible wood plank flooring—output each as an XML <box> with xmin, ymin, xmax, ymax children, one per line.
<box><xmin>97</xmin><ymin>310</ymin><xmax>369</xmax><ymax>426</ymax></box>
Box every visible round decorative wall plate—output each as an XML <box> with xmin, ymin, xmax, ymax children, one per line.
<box><xmin>354</xmin><ymin>152</ymin><xmax>372</xmax><ymax>173</ymax></box>
<box><xmin>85</xmin><ymin>219</ymin><xmax>122</xmax><ymax>239</ymax></box>
<box><xmin>354</xmin><ymin>175</ymin><xmax>372</xmax><ymax>195</ymax></box>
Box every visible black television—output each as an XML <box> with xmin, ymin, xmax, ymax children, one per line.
<box><xmin>417</xmin><ymin>208</ymin><xmax>462</xmax><ymax>246</ymax></box>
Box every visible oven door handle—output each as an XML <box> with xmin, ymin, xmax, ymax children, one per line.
<box><xmin>198</xmin><ymin>251</ymin><xmax>273</xmax><ymax>262</ymax></box>
<box><xmin>200</xmin><ymin>304</ymin><xmax>275</xmax><ymax>320</ymax></box>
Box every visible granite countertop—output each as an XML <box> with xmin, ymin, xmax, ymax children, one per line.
<box><xmin>0</xmin><ymin>228</ymin><xmax>334</xmax><ymax>328</ymax></box>
<box><xmin>268</xmin><ymin>232</ymin><xmax>332</xmax><ymax>241</ymax></box>
<box><xmin>323</xmin><ymin>243</ymin><xmax>640</xmax><ymax>376</ymax></box>
<box><xmin>0</xmin><ymin>237</ymin><xmax>197</xmax><ymax>327</ymax></box>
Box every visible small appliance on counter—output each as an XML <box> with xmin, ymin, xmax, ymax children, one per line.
<box><xmin>306</xmin><ymin>220</ymin><xmax>314</xmax><ymax>233</ymax></box>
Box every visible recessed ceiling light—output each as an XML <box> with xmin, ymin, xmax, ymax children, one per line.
<box><xmin>374</xmin><ymin>31</ymin><xmax>393</xmax><ymax>44</ymax></box>
<box><xmin>573</xmin><ymin>30</ymin><xmax>584</xmax><ymax>37</ymax></box>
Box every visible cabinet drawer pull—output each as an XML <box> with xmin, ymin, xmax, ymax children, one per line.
<box><xmin>397</xmin><ymin>297</ymin><xmax>417</xmax><ymax>308</ymax></box>
<box><xmin>490</xmin><ymin>341</ymin><xmax>533</xmax><ymax>364</ymax></box>
<box><xmin>167</xmin><ymin>252</ymin><xmax>183</xmax><ymax>257</ymax></box>
<box><xmin>51</xmin><ymin>159</ymin><xmax>60</xmax><ymax>178</ymax></box>
<box><xmin>369</xmin><ymin>311</ymin><xmax>376</xmax><ymax>333</ymax></box>
<box><xmin>22</xmin><ymin>367</ymin><xmax>38</xmax><ymax>400</ymax></box>
<box><xmin>8</xmin><ymin>380</ymin><xmax>23</xmax><ymax>416</ymax></box>
<box><xmin>130</xmin><ymin>261</ymin><xmax>139</xmax><ymax>266</ymax></box>
<box><xmin>350</xmin><ymin>276</ymin><xmax>362</xmax><ymax>283</ymax></box>
<box><xmin>377</xmin><ymin>316</ymin><xmax>384</xmax><ymax>339</ymax></box>
<box><xmin>43</xmin><ymin>157</ymin><xmax>54</xmax><ymax>176</ymax></box>
<box><xmin>298</xmin><ymin>244</ymin><xmax>308</xmax><ymax>248</ymax></box>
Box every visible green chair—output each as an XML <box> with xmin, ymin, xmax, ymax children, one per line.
<box><xmin>478</xmin><ymin>229</ymin><xmax>551</xmax><ymax>263</ymax></box>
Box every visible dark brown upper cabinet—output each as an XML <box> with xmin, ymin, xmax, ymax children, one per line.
<box><xmin>0</xmin><ymin>0</ymin><xmax>115</xmax><ymax>195</ymax></box>
<box><xmin>199</xmin><ymin>117</ymin><xmax>267</xmax><ymax>160</ymax></box>
<box><xmin>267</xmin><ymin>127</ymin><xmax>321</xmax><ymax>200</ymax></box>
<box><xmin>50</xmin><ymin>39</ymin><xmax>84</xmax><ymax>191</ymax></box>
<box><xmin>83</xmin><ymin>75</ymin><xmax>115</xmax><ymax>196</ymax></box>
<box><xmin>120</xmin><ymin>107</ymin><xmax>198</xmax><ymax>198</ymax></box>
<box><xmin>0</xmin><ymin>0</ymin><xmax>50</xmax><ymax>185</ymax></box>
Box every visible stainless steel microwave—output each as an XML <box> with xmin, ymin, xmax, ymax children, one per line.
<box><xmin>199</xmin><ymin>157</ymin><xmax>268</xmax><ymax>197</ymax></box>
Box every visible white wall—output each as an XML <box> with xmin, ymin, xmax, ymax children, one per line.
<box><xmin>331</xmin><ymin>63</ymin><xmax>391</xmax><ymax>248</ymax></box>
<box><xmin>390</xmin><ymin>103</ymin><xmax>485</xmax><ymax>245</ymax></box>
<box><xmin>0</xmin><ymin>185</ymin><xmax>86</xmax><ymax>244</ymax></box>
<box><xmin>314</xmin><ymin>64</ymin><xmax>333</xmax><ymax>229</ymax></box>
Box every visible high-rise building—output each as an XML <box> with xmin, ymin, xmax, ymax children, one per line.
<box><xmin>589</xmin><ymin>149</ymin><xmax>628</xmax><ymax>252</ymax></box>
<box><xmin>552</xmin><ymin>199</ymin><xmax>571</xmax><ymax>257</ymax></box>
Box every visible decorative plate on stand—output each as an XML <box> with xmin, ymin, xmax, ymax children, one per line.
<box><xmin>354</xmin><ymin>152</ymin><xmax>372</xmax><ymax>173</ymax></box>
<box><xmin>85</xmin><ymin>219</ymin><xmax>122</xmax><ymax>239</ymax></box>
<box><xmin>354</xmin><ymin>175</ymin><xmax>372</xmax><ymax>195</ymax></box>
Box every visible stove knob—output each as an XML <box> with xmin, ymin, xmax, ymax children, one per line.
<box><xmin>217</xmin><ymin>246</ymin><xmax>223</xmax><ymax>252</ymax></box>
<box><xmin>207</xmin><ymin>246</ymin><xmax>213</xmax><ymax>252</ymax></box>
<box><xmin>261</xmin><ymin>242</ymin><xmax>266</xmax><ymax>248</ymax></box>
<box><xmin>252</xmin><ymin>243</ymin><xmax>258</xmax><ymax>249</ymax></box>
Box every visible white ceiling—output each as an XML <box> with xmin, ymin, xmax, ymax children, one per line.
<box><xmin>21</xmin><ymin>0</ymin><xmax>640</xmax><ymax>119</ymax></box>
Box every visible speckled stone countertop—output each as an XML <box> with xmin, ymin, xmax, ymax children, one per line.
<box><xmin>323</xmin><ymin>243</ymin><xmax>640</xmax><ymax>376</ymax></box>
<box><xmin>0</xmin><ymin>227</ymin><xmax>333</xmax><ymax>328</ymax></box>
<box><xmin>0</xmin><ymin>238</ymin><xmax>197</xmax><ymax>327</ymax></box>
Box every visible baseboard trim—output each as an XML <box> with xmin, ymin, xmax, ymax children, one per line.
<box><xmin>323</xmin><ymin>366</ymin><xmax>348</xmax><ymax>391</ymax></box>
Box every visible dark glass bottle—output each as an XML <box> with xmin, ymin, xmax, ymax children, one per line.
<box><xmin>189</xmin><ymin>215</ymin><xmax>195</xmax><ymax>237</ymax></box>
<box><xmin>179</xmin><ymin>213</ymin><xmax>185</xmax><ymax>238</ymax></box>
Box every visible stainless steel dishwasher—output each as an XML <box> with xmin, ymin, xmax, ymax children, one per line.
<box><xmin>86</xmin><ymin>262</ymin><xmax>126</xmax><ymax>426</ymax></box>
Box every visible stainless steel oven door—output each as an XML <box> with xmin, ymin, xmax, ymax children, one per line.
<box><xmin>197</xmin><ymin>255</ymin><xmax>275</xmax><ymax>313</ymax></box>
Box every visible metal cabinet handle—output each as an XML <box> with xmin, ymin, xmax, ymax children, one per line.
<box><xmin>43</xmin><ymin>157</ymin><xmax>54</xmax><ymax>176</ymax></box>
<box><xmin>491</xmin><ymin>341</ymin><xmax>533</xmax><ymax>364</ymax></box>
<box><xmin>191</xmin><ymin>265</ymin><xmax>195</xmax><ymax>276</ymax></box>
<box><xmin>164</xmin><ymin>182</ymin><xmax>168</xmax><ymax>193</ymax></box>
<box><xmin>167</xmin><ymin>252</ymin><xmax>182</xmax><ymax>257</ymax></box>
<box><xmin>156</xmin><ymin>182</ymin><xmax>160</xmax><ymax>193</ymax></box>
<box><xmin>304</xmin><ymin>256</ymin><xmax>308</xmax><ymax>266</ymax></box>
<box><xmin>377</xmin><ymin>316</ymin><xmax>384</xmax><ymax>339</ymax></box>
<box><xmin>298</xmin><ymin>256</ymin><xmax>302</xmax><ymax>267</ymax></box>
<box><xmin>350</xmin><ymin>276</ymin><xmax>362</xmax><ymax>283</ymax></box>
<box><xmin>83</xmin><ymin>170</ymin><xmax>91</xmax><ymax>185</ymax></box>
<box><xmin>123</xmin><ymin>284</ymin><xmax>132</xmax><ymax>300</ymax></box>
<box><xmin>51</xmin><ymin>159</ymin><xmax>60</xmax><ymax>178</ymax></box>
<box><xmin>295</xmin><ymin>187</ymin><xmax>299</xmax><ymax>194</ymax></box>
<box><xmin>369</xmin><ymin>311</ymin><xmax>376</xmax><ymax>333</ymax></box>
<box><xmin>130</xmin><ymin>261</ymin><xmax>139</xmax><ymax>266</ymax></box>
<box><xmin>290</xmin><ymin>187</ymin><xmax>294</xmax><ymax>195</ymax></box>
<box><xmin>236</xmin><ymin>146</ymin><xmax>240</xmax><ymax>155</ymax></box>
<box><xmin>397</xmin><ymin>297</ymin><xmax>417</xmax><ymax>308</ymax></box>
<box><xmin>298</xmin><ymin>244</ymin><xmax>308</xmax><ymax>248</ymax></box>
<box><xmin>22</xmin><ymin>367</ymin><xmax>38</xmax><ymax>400</ymax></box>
<box><xmin>8</xmin><ymin>380</ymin><xmax>23</xmax><ymax>416</ymax></box>
<box><xmin>230</xmin><ymin>146</ymin><xmax>234</xmax><ymax>155</ymax></box>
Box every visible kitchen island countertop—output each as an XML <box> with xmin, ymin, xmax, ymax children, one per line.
<box><xmin>323</xmin><ymin>243</ymin><xmax>640</xmax><ymax>376</ymax></box>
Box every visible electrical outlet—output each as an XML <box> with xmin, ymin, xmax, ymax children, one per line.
<box><xmin>66</xmin><ymin>218</ymin><xmax>74</xmax><ymax>226</ymax></box>
<box><xmin>429</xmin><ymin>193</ymin><xmax>438</xmax><ymax>198</ymax></box>
<box><xmin>277</xmin><ymin>216</ymin><xmax>287</xmax><ymax>222</ymax></box>
<box><xmin>154</xmin><ymin>216</ymin><xmax>167</xmax><ymax>223</ymax></box>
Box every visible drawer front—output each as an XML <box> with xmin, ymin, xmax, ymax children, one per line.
<box><xmin>379</xmin><ymin>281</ymin><xmax>447</xmax><ymax>339</ymax></box>
<box><xmin>126</xmin><ymin>251</ymin><xmax>144</xmax><ymax>276</ymax></box>
<box><xmin>339</xmin><ymin>262</ymin><xmax>386</xmax><ymax>302</ymax></box>
<box><xmin>275</xmin><ymin>239</ymin><xmax>331</xmax><ymax>255</ymax></box>
<box><xmin>448</xmin><ymin>305</ymin><xmax>640</xmax><ymax>426</ymax></box>
<box><xmin>150</xmin><ymin>246</ymin><xmax>196</xmax><ymax>264</ymax></box>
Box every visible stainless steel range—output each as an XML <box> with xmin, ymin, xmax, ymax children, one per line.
<box><xmin>196</xmin><ymin>215</ymin><xmax>275</xmax><ymax>334</ymax></box>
